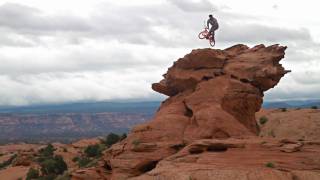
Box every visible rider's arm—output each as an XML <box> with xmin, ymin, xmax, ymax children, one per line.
<box><xmin>207</xmin><ymin>20</ymin><xmax>210</xmax><ymax>29</ymax></box>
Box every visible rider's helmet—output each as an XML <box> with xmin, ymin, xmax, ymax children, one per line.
<box><xmin>209</xmin><ymin>14</ymin><xmax>213</xmax><ymax>18</ymax></box>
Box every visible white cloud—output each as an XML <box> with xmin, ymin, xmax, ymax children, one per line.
<box><xmin>0</xmin><ymin>0</ymin><xmax>319</xmax><ymax>105</ymax></box>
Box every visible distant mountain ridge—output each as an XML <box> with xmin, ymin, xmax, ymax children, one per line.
<box><xmin>263</xmin><ymin>99</ymin><xmax>320</xmax><ymax>108</ymax></box>
<box><xmin>0</xmin><ymin>101</ymin><xmax>161</xmax><ymax>114</ymax></box>
<box><xmin>0</xmin><ymin>99</ymin><xmax>319</xmax><ymax>114</ymax></box>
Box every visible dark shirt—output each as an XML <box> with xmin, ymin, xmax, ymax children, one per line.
<box><xmin>207</xmin><ymin>17</ymin><xmax>218</xmax><ymax>30</ymax></box>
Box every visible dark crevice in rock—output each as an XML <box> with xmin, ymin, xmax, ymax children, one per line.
<box><xmin>183</xmin><ymin>101</ymin><xmax>193</xmax><ymax>118</ymax></box>
<box><xmin>103</xmin><ymin>162</ymin><xmax>112</xmax><ymax>171</ymax></box>
<box><xmin>170</xmin><ymin>143</ymin><xmax>187</xmax><ymax>151</ymax></box>
<box><xmin>189</xmin><ymin>148</ymin><xmax>205</xmax><ymax>154</ymax></box>
<box><xmin>138</xmin><ymin>161</ymin><xmax>159</xmax><ymax>173</ymax></box>
<box><xmin>202</xmin><ymin>76</ymin><xmax>213</xmax><ymax>81</ymax></box>
<box><xmin>207</xmin><ymin>144</ymin><xmax>228</xmax><ymax>152</ymax></box>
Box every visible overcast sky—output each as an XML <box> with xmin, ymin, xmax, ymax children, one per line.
<box><xmin>0</xmin><ymin>0</ymin><xmax>319</xmax><ymax>106</ymax></box>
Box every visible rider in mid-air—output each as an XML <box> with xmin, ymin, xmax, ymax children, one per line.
<box><xmin>207</xmin><ymin>14</ymin><xmax>219</xmax><ymax>44</ymax></box>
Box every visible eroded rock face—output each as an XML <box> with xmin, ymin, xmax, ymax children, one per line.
<box><xmin>105</xmin><ymin>44</ymin><xmax>299</xmax><ymax>179</ymax></box>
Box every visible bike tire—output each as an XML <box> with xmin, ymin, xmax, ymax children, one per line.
<box><xmin>209</xmin><ymin>39</ymin><xmax>215</xmax><ymax>47</ymax></box>
<box><xmin>198</xmin><ymin>32</ymin><xmax>207</xmax><ymax>39</ymax></box>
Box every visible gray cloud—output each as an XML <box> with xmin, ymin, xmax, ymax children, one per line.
<box><xmin>168</xmin><ymin>0</ymin><xmax>217</xmax><ymax>12</ymax></box>
<box><xmin>0</xmin><ymin>0</ymin><xmax>319</xmax><ymax>105</ymax></box>
<box><xmin>0</xmin><ymin>3</ymin><xmax>91</xmax><ymax>34</ymax></box>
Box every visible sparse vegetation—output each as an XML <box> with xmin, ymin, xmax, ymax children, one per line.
<box><xmin>72</xmin><ymin>156</ymin><xmax>79</xmax><ymax>162</ymax></box>
<box><xmin>35</xmin><ymin>144</ymin><xmax>68</xmax><ymax>179</ymax></box>
<box><xmin>55</xmin><ymin>172</ymin><xmax>71</xmax><ymax>180</ymax></box>
<box><xmin>26</xmin><ymin>168</ymin><xmax>40</xmax><ymax>180</ymax></box>
<box><xmin>120</xmin><ymin>133</ymin><xmax>127</xmax><ymax>141</ymax></box>
<box><xmin>40</xmin><ymin>155</ymin><xmax>68</xmax><ymax>176</ymax></box>
<box><xmin>38</xmin><ymin>144</ymin><xmax>55</xmax><ymax>158</ymax></box>
<box><xmin>77</xmin><ymin>157</ymin><xmax>92</xmax><ymax>168</ymax></box>
<box><xmin>62</xmin><ymin>148</ymin><xmax>68</xmax><ymax>152</ymax></box>
<box><xmin>311</xmin><ymin>106</ymin><xmax>318</xmax><ymax>109</ymax></box>
<box><xmin>0</xmin><ymin>154</ymin><xmax>17</xmax><ymax>169</ymax></box>
<box><xmin>101</xmin><ymin>133</ymin><xmax>121</xmax><ymax>148</ymax></box>
<box><xmin>84</xmin><ymin>144</ymin><xmax>103</xmax><ymax>157</ymax></box>
<box><xmin>261</xmin><ymin>141</ymin><xmax>267</xmax><ymax>145</ymax></box>
<box><xmin>280</xmin><ymin>108</ymin><xmax>287</xmax><ymax>112</ymax></box>
<box><xmin>265</xmin><ymin>162</ymin><xmax>275</xmax><ymax>168</ymax></box>
<box><xmin>132</xmin><ymin>139</ymin><xmax>141</xmax><ymax>147</ymax></box>
<box><xmin>259</xmin><ymin>116</ymin><xmax>268</xmax><ymax>125</ymax></box>
<box><xmin>268</xmin><ymin>130</ymin><xmax>276</xmax><ymax>138</ymax></box>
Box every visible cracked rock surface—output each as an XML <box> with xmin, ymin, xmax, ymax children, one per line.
<box><xmin>103</xmin><ymin>45</ymin><xmax>320</xmax><ymax>180</ymax></box>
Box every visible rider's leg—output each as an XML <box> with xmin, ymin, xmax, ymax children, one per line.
<box><xmin>212</xmin><ymin>31</ymin><xmax>216</xmax><ymax>44</ymax></box>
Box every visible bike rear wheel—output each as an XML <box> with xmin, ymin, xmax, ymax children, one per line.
<box><xmin>198</xmin><ymin>31</ymin><xmax>207</xmax><ymax>39</ymax></box>
<box><xmin>209</xmin><ymin>39</ymin><xmax>215</xmax><ymax>47</ymax></box>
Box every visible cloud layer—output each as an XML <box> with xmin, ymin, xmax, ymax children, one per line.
<box><xmin>0</xmin><ymin>0</ymin><xmax>319</xmax><ymax>105</ymax></box>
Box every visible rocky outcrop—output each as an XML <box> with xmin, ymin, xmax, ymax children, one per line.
<box><xmin>102</xmin><ymin>44</ymin><xmax>319</xmax><ymax>179</ymax></box>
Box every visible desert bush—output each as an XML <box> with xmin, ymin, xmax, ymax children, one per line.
<box><xmin>102</xmin><ymin>133</ymin><xmax>121</xmax><ymax>147</ymax></box>
<box><xmin>77</xmin><ymin>157</ymin><xmax>91</xmax><ymax>168</ymax></box>
<box><xmin>0</xmin><ymin>154</ymin><xmax>17</xmax><ymax>169</ymax></box>
<box><xmin>280</xmin><ymin>108</ymin><xmax>287</xmax><ymax>112</ymax></box>
<box><xmin>311</xmin><ymin>106</ymin><xmax>318</xmax><ymax>109</ymax></box>
<box><xmin>259</xmin><ymin>116</ymin><xmax>268</xmax><ymax>125</ymax></box>
<box><xmin>72</xmin><ymin>156</ymin><xmax>79</xmax><ymax>162</ymax></box>
<box><xmin>39</xmin><ymin>144</ymin><xmax>55</xmax><ymax>157</ymax></box>
<box><xmin>62</xmin><ymin>148</ymin><xmax>68</xmax><ymax>152</ymax></box>
<box><xmin>265</xmin><ymin>162</ymin><xmax>275</xmax><ymax>168</ymax></box>
<box><xmin>40</xmin><ymin>155</ymin><xmax>67</xmax><ymax>176</ymax></box>
<box><xmin>268</xmin><ymin>130</ymin><xmax>276</xmax><ymax>138</ymax></box>
<box><xmin>84</xmin><ymin>144</ymin><xmax>102</xmax><ymax>157</ymax></box>
<box><xmin>132</xmin><ymin>139</ymin><xmax>141</xmax><ymax>147</ymax></box>
<box><xmin>120</xmin><ymin>133</ymin><xmax>127</xmax><ymax>141</ymax></box>
<box><xmin>54</xmin><ymin>172</ymin><xmax>71</xmax><ymax>180</ymax></box>
<box><xmin>26</xmin><ymin>168</ymin><xmax>39</xmax><ymax>180</ymax></box>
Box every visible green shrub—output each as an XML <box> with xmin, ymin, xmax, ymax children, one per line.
<box><xmin>265</xmin><ymin>162</ymin><xmax>275</xmax><ymax>168</ymax></box>
<box><xmin>132</xmin><ymin>139</ymin><xmax>141</xmax><ymax>147</ymax></box>
<box><xmin>259</xmin><ymin>116</ymin><xmax>268</xmax><ymax>125</ymax></box>
<box><xmin>84</xmin><ymin>144</ymin><xmax>102</xmax><ymax>157</ymax></box>
<box><xmin>102</xmin><ymin>133</ymin><xmax>121</xmax><ymax>147</ymax></box>
<box><xmin>280</xmin><ymin>108</ymin><xmax>287</xmax><ymax>112</ymax></box>
<box><xmin>77</xmin><ymin>157</ymin><xmax>91</xmax><ymax>168</ymax></box>
<box><xmin>36</xmin><ymin>174</ymin><xmax>56</xmax><ymax>180</ymax></box>
<box><xmin>40</xmin><ymin>155</ymin><xmax>67</xmax><ymax>176</ymax></box>
<box><xmin>0</xmin><ymin>154</ymin><xmax>17</xmax><ymax>169</ymax></box>
<box><xmin>39</xmin><ymin>144</ymin><xmax>55</xmax><ymax>157</ymax></box>
<box><xmin>26</xmin><ymin>168</ymin><xmax>39</xmax><ymax>180</ymax></box>
<box><xmin>72</xmin><ymin>156</ymin><xmax>79</xmax><ymax>162</ymax></box>
<box><xmin>54</xmin><ymin>172</ymin><xmax>71</xmax><ymax>180</ymax></box>
<box><xmin>311</xmin><ymin>106</ymin><xmax>318</xmax><ymax>109</ymax></box>
<box><xmin>120</xmin><ymin>133</ymin><xmax>127</xmax><ymax>141</ymax></box>
<box><xmin>268</xmin><ymin>130</ymin><xmax>276</xmax><ymax>138</ymax></box>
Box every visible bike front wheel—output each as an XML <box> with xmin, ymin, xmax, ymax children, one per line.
<box><xmin>198</xmin><ymin>31</ymin><xmax>207</xmax><ymax>39</ymax></box>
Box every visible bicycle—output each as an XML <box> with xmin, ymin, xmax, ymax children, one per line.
<box><xmin>198</xmin><ymin>27</ymin><xmax>215</xmax><ymax>47</ymax></box>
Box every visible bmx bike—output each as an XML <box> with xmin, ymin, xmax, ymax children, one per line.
<box><xmin>198</xmin><ymin>27</ymin><xmax>215</xmax><ymax>47</ymax></box>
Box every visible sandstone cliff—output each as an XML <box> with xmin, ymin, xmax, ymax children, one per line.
<box><xmin>1</xmin><ymin>44</ymin><xmax>319</xmax><ymax>180</ymax></box>
<box><xmin>103</xmin><ymin>44</ymin><xmax>320</xmax><ymax>180</ymax></box>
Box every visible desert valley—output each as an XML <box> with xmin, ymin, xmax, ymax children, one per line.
<box><xmin>0</xmin><ymin>44</ymin><xmax>319</xmax><ymax>180</ymax></box>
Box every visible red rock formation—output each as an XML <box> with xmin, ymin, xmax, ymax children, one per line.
<box><xmin>99</xmin><ymin>44</ymin><xmax>320</xmax><ymax>180</ymax></box>
<box><xmin>103</xmin><ymin>44</ymin><xmax>299</xmax><ymax>179</ymax></box>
